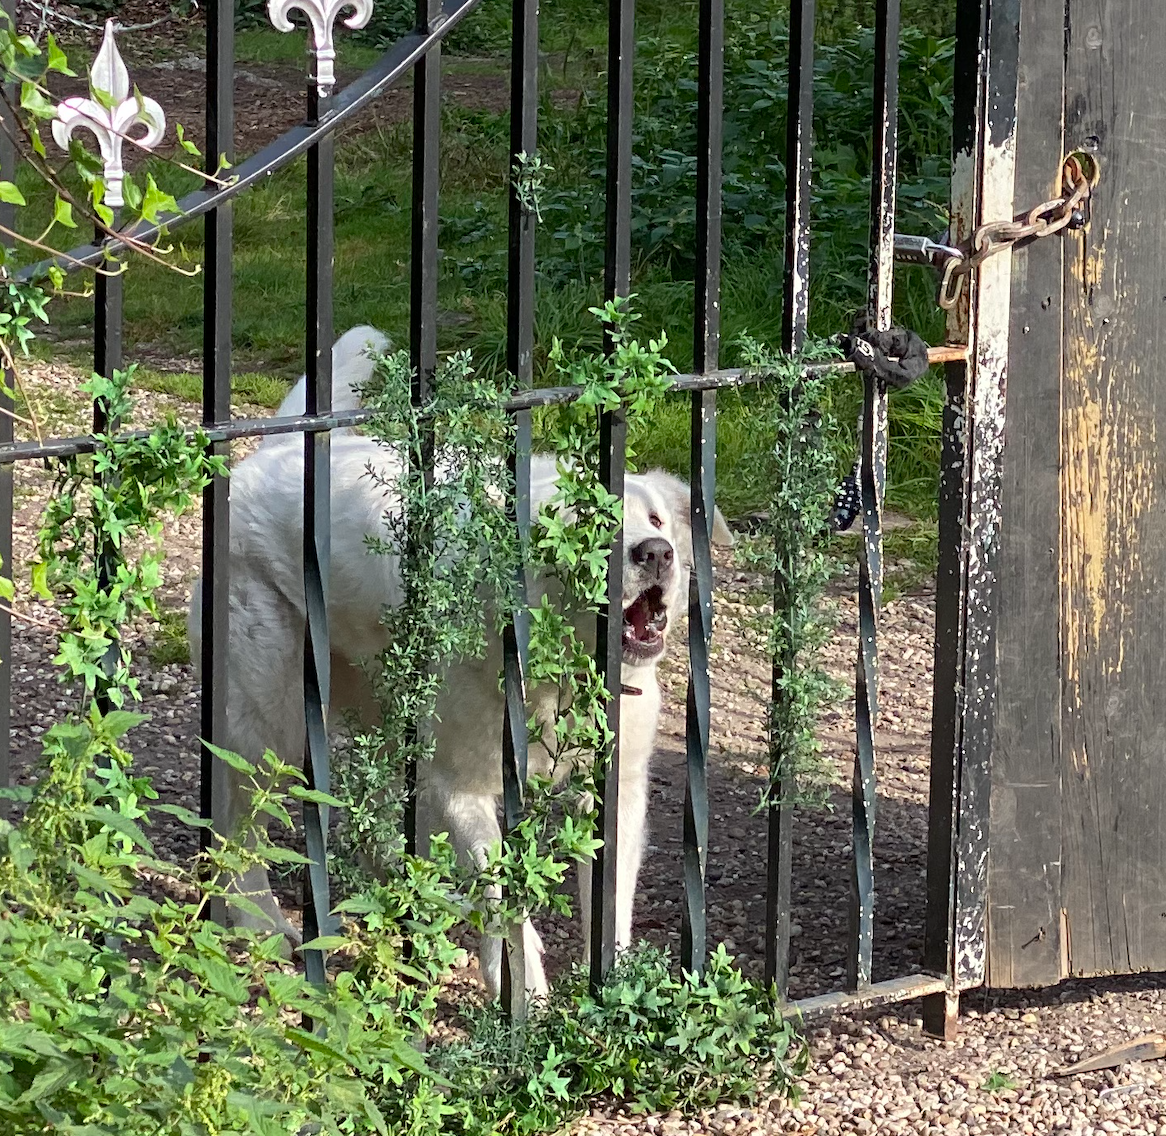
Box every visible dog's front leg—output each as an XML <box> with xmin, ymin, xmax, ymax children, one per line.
<box><xmin>613</xmin><ymin>756</ymin><xmax>649</xmax><ymax>951</ymax></box>
<box><xmin>425</xmin><ymin>782</ymin><xmax>548</xmax><ymax>1000</ymax></box>
<box><xmin>575</xmin><ymin>749</ymin><xmax>648</xmax><ymax>966</ymax></box>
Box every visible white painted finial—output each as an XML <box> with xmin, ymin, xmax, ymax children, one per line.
<box><xmin>267</xmin><ymin>0</ymin><xmax>373</xmax><ymax>96</ymax></box>
<box><xmin>51</xmin><ymin>21</ymin><xmax>166</xmax><ymax>210</ymax></box>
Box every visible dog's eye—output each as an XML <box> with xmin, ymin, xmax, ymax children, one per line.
<box><xmin>649</xmin><ymin>513</ymin><xmax>664</xmax><ymax>529</ymax></box>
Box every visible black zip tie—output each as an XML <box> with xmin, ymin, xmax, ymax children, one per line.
<box><xmin>839</xmin><ymin>312</ymin><xmax>932</xmax><ymax>389</ymax></box>
<box><xmin>828</xmin><ymin>313</ymin><xmax>931</xmax><ymax>531</ymax></box>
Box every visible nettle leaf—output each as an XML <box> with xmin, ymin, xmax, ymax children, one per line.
<box><xmin>299</xmin><ymin>935</ymin><xmax>350</xmax><ymax>953</ymax></box>
<box><xmin>153</xmin><ymin>802</ymin><xmax>213</xmax><ymax>829</ymax></box>
<box><xmin>202</xmin><ymin>740</ymin><xmax>257</xmax><ymax>776</ymax></box>
<box><xmin>287</xmin><ymin>785</ymin><xmax>345</xmax><ymax>808</ymax></box>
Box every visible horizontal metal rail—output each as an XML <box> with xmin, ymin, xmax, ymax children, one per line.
<box><xmin>0</xmin><ymin>345</ymin><xmax>968</xmax><ymax>465</ymax></box>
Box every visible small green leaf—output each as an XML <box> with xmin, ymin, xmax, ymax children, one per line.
<box><xmin>288</xmin><ymin>785</ymin><xmax>345</xmax><ymax>808</ymax></box>
<box><xmin>0</xmin><ymin>181</ymin><xmax>25</xmax><ymax>205</ymax></box>
<box><xmin>153</xmin><ymin>802</ymin><xmax>213</xmax><ymax>828</ymax></box>
<box><xmin>202</xmin><ymin>740</ymin><xmax>256</xmax><ymax>776</ymax></box>
<box><xmin>46</xmin><ymin>35</ymin><xmax>74</xmax><ymax>76</ymax></box>
<box><xmin>298</xmin><ymin>934</ymin><xmax>350</xmax><ymax>952</ymax></box>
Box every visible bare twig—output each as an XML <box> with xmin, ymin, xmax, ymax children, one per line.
<box><xmin>0</xmin><ymin>601</ymin><xmax>58</xmax><ymax>632</ymax></box>
<box><xmin>21</xmin><ymin>3</ymin><xmax>182</xmax><ymax>35</ymax></box>
<box><xmin>0</xmin><ymin>341</ymin><xmax>45</xmax><ymax>445</ymax></box>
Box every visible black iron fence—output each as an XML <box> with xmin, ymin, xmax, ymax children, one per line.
<box><xmin>0</xmin><ymin>0</ymin><xmax>1008</xmax><ymax>1031</ymax></box>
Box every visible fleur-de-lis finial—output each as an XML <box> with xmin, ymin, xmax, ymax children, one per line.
<box><xmin>51</xmin><ymin>20</ymin><xmax>166</xmax><ymax>211</ymax></box>
<box><xmin>267</xmin><ymin>0</ymin><xmax>373</xmax><ymax>96</ymax></box>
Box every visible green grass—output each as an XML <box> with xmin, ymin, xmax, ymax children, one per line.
<box><xmin>233</xmin><ymin>27</ymin><xmax>384</xmax><ymax>70</ymax></box>
<box><xmin>980</xmin><ymin>1071</ymin><xmax>1018</xmax><ymax>1094</ymax></box>
<box><xmin>133</xmin><ymin>366</ymin><xmax>289</xmax><ymax>409</ymax></box>
<box><xmin>147</xmin><ymin>608</ymin><xmax>191</xmax><ymax>668</ymax></box>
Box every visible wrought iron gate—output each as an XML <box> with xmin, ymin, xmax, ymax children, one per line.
<box><xmin>0</xmin><ymin>0</ymin><xmax>1061</xmax><ymax>1034</ymax></box>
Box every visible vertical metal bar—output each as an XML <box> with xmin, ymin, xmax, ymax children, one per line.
<box><xmin>781</xmin><ymin>0</ymin><xmax>815</xmax><ymax>353</ymax></box>
<box><xmin>681</xmin><ymin>0</ymin><xmax>724</xmax><ymax>975</ymax></box>
<box><xmin>200</xmin><ymin>0</ymin><xmax>235</xmax><ymax>922</ymax></box>
<box><xmin>92</xmin><ymin>221</ymin><xmax>122</xmax><ymax>718</ymax></box>
<box><xmin>765</xmin><ymin>0</ymin><xmax>815</xmax><ymax>998</ymax></box>
<box><xmin>848</xmin><ymin>0</ymin><xmax>900</xmax><ymax>994</ymax></box>
<box><xmin>407</xmin><ymin>0</ymin><xmax>443</xmax><ymax>862</ymax></box>
<box><xmin>499</xmin><ymin>0</ymin><xmax>538</xmax><ymax>1017</ymax></box>
<box><xmin>0</xmin><ymin>0</ymin><xmax>15</xmax><ymax>807</ymax></box>
<box><xmin>93</xmin><ymin>238</ymin><xmax>123</xmax><ymax>398</ymax></box>
<box><xmin>924</xmin><ymin>0</ymin><xmax>1020</xmax><ymax>1037</ymax></box>
<box><xmin>923</xmin><ymin>359</ymin><xmax>972</xmax><ymax>1039</ymax></box>
<box><xmin>301</xmin><ymin>75</ymin><xmax>335</xmax><ymax>987</ymax></box>
<box><xmin>590</xmin><ymin>0</ymin><xmax>634</xmax><ymax>991</ymax></box>
<box><xmin>923</xmin><ymin>0</ymin><xmax>985</xmax><ymax>1038</ymax></box>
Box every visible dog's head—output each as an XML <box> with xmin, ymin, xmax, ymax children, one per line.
<box><xmin>620</xmin><ymin>469</ymin><xmax>734</xmax><ymax>668</ymax></box>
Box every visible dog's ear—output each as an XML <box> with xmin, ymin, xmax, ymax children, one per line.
<box><xmin>709</xmin><ymin>503</ymin><xmax>735</xmax><ymax>547</ymax></box>
<box><xmin>647</xmin><ymin>470</ymin><xmax>735</xmax><ymax>548</ymax></box>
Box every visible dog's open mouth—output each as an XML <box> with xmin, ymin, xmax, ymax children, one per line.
<box><xmin>622</xmin><ymin>585</ymin><xmax>668</xmax><ymax>662</ymax></box>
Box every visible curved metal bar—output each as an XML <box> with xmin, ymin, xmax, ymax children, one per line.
<box><xmin>848</xmin><ymin>0</ymin><xmax>901</xmax><ymax>994</ymax></box>
<box><xmin>17</xmin><ymin>0</ymin><xmax>485</xmax><ymax>284</ymax></box>
<box><xmin>681</xmin><ymin>0</ymin><xmax>725</xmax><ymax>977</ymax></box>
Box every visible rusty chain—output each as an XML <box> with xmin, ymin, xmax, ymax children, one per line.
<box><xmin>896</xmin><ymin>155</ymin><xmax>1095</xmax><ymax>311</ymax></box>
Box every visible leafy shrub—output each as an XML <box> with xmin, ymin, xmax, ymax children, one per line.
<box><xmin>0</xmin><ymin>713</ymin><xmax>442</xmax><ymax>1135</ymax></box>
<box><xmin>540</xmin><ymin>21</ymin><xmax>954</xmax><ymax>285</ymax></box>
<box><xmin>431</xmin><ymin>944</ymin><xmax>808</xmax><ymax>1134</ymax></box>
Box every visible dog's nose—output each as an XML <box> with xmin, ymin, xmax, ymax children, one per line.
<box><xmin>630</xmin><ymin>537</ymin><xmax>674</xmax><ymax>579</ymax></box>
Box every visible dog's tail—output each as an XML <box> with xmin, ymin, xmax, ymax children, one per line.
<box><xmin>275</xmin><ymin>325</ymin><xmax>389</xmax><ymax>422</ymax></box>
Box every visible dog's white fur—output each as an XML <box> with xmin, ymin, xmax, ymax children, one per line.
<box><xmin>189</xmin><ymin>327</ymin><xmax>732</xmax><ymax>997</ymax></box>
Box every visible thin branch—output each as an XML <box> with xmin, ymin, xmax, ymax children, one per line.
<box><xmin>0</xmin><ymin>341</ymin><xmax>44</xmax><ymax>445</ymax></box>
<box><xmin>22</xmin><ymin>3</ymin><xmax>182</xmax><ymax>35</ymax></box>
<box><xmin>0</xmin><ymin>404</ymin><xmax>40</xmax><ymax>430</ymax></box>
<box><xmin>0</xmin><ymin>601</ymin><xmax>57</xmax><ymax>631</ymax></box>
<box><xmin>0</xmin><ymin>220</ymin><xmax>121</xmax><ymax>273</ymax></box>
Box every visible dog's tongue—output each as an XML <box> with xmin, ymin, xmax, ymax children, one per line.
<box><xmin>626</xmin><ymin>594</ymin><xmax>650</xmax><ymax>637</ymax></box>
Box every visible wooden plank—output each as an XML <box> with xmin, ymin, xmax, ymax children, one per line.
<box><xmin>1060</xmin><ymin>0</ymin><xmax>1166</xmax><ymax>977</ymax></box>
<box><xmin>986</xmin><ymin>0</ymin><xmax>1066</xmax><ymax>988</ymax></box>
<box><xmin>789</xmin><ymin>976</ymin><xmax>947</xmax><ymax>1024</ymax></box>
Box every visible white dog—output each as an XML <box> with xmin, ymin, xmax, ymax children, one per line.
<box><xmin>189</xmin><ymin>327</ymin><xmax>733</xmax><ymax>997</ymax></box>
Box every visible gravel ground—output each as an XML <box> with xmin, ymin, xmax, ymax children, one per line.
<box><xmin>9</xmin><ymin>359</ymin><xmax>1166</xmax><ymax>1134</ymax></box>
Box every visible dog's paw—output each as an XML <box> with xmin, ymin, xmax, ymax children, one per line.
<box><xmin>522</xmin><ymin>923</ymin><xmax>549</xmax><ymax>998</ymax></box>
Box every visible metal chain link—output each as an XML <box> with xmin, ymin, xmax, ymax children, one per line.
<box><xmin>936</xmin><ymin>155</ymin><xmax>1094</xmax><ymax>309</ymax></box>
<box><xmin>894</xmin><ymin>155</ymin><xmax>1095</xmax><ymax>311</ymax></box>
